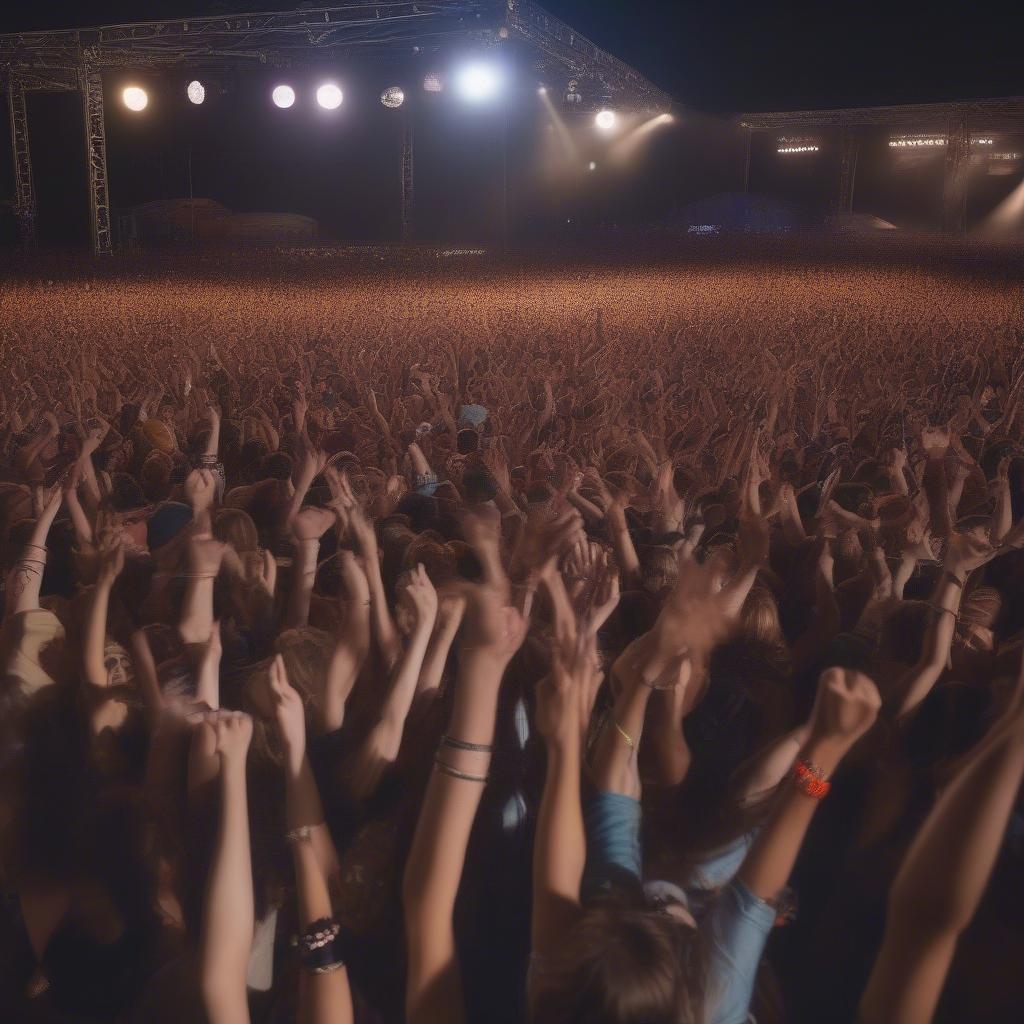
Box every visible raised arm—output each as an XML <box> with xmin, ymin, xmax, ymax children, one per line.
<box><xmin>860</xmin><ymin>671</ymin><xmax>1024</xmax><ymax>1024</ymax></box>
<box><xmin>4</xmin><ymin>484</ymin><xmax>62</xmax><ymax>620</ymax></box>
<box><xmin>271</xmin><ymin>656</ymin><xmax>353</xmax><ymax>1024</ymax></box>
<box><xmin>198</xmin><ymin>711</ymin><xmax>255</xmax><ymax>1024</ymax></box>
<box><xmin>83</xmin><ymin>540</ymin><xmax>124</xmax><ymax>687</ymax></box>
<box><xmin>402</xmin><ymin>583</ymin><xmax>526</xmax><ymax>1024</ymax></box>
<box><xmin>737</xmin><ymin>667</ymin><xmax>880</xmax><ymax>902</ymax></box>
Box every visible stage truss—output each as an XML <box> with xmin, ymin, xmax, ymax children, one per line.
<box><xmin>1</xmin><ymin>2</ymin><xmax>671</xmax><ymax>253</ymax></box>
<box><xmin>739</xmin><ymin>97</ymin><xmax>1024</xmax><ymax>232</ymax></box>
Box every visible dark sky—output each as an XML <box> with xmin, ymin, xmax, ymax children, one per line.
<box><xmin>1</xmin><ymin>1</ymin><xmax>1021</xmax><ymax>113</ymax></box>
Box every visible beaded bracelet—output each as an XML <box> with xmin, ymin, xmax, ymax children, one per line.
<box><xmin>285</xmin><ymin>825</ymin><xmax>315</xmax><ymax>844</ymax></box>
<box><xmin>298</xmin><ymin>917</ymin><xmax>346</xmax><ymax>975</ymax></box>
<box><xmin>792</xmin><ymin>759</ymin><xmax>831</xmax><ymax>800</ymax></box>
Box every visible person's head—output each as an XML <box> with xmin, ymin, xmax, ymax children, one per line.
<box><xmin>213</xmin><ymin>507</ymin><xmax>260</xmax><ymax>554</ymax></box>
<box><xmin>739</xmin><ymin>583</ymin><xmax>784</xmax><ymax>646</ymax></box>
<box><xmin>529</xmin><ymin>902</ymin><xmax>704</xmax><ymax>1024</ymax></box>
<box><xmin>140</xmin><ymin>450</ymin><xmax>174</xmax><ymax>504</ymax></box>
<box><xmin>641</xmin><ymin>546</ymin><xmax>679</xmax><ymax>596</ymax></box>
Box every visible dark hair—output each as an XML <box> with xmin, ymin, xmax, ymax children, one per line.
<box><xmin>529</xmin><ymin>903</ymin><xmax>705</xmax><ymax>1024</ymax></box>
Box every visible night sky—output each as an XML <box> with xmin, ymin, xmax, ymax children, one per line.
<box><xmin>1</xmin><ymin>1</ymin><xmax>1021</xmax><ymax>113</ymax></box>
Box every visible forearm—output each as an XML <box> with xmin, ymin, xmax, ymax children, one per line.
<box><xmin>991</xmin><ymin>478</ymin><xmax>1012</xmax><ymax>544</ymax></box>
<box><xmin>532</xmin><ymin>738</ymin><xmax>585</xmax><ymax>953</ymax></box>
<box><xmin>737</xmin><ymin>735</ymin><xmax>845</xmax><ymax>901</ymax></box>
<box><xmin>287</xmin><ymin>758</ymin><xmax>340</xmax><ymax>888</ymax></box>
<box><xmin>200</xmin><ymin>764</ymin><xmax>254</xmax><ymax>1023</ymax></box>
<box><xmin>322</xmin><ymin>617</ymin><xmax>370</xmax><ymax>733</ymax></box>
<box><xmin>608</xmin><ymin>523</ymin><xmax>641</xmax><ymax>587</ymax></box>
<box><xmin>591</xmin><ymin>679</ymin><xmax>652</xmax><ymax>798</ymax></box>
<box><xmin>294</xmin><ymin>839</ymin><xmax>354</xmax><ymax>1024</ymax></box>
<box><xmin>366</xmin><ymin>558</ymin><xmax>400</xmax><ymax>667</ymax></box>
<box><xmin>285</xmin><ymin>540</ymin><xmax>319</xmax><ymax>630</ymax></box>
<box><xmin>417</xmin><ymin>620</ymin><xmax>460</xmax><ymax>698</ymax></box>
<box><xmin>861</xmin><ymin>723</ymin><xmax>1024</xmax><ymax>1024</ymax></box>
<box><xmin>84</xmin><ymin>581</ymin><xmax>114</xmax><ymax>686</ymax></box>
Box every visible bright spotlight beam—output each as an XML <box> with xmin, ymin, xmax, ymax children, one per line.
<box><xmin>595</xmin><ymin>109</ymin><xmax>617</xmax><ymax>132</ymax></box>
<box><xmin>455</xmin><ymin>63</ymin><xmax>501</xmax><ymax>103</ymax></box>
<box><xmin>187</xmin><ymin>80</ymin><xmax>205</xmax><ymax>105</ymax></box>
<box><xmin>272</xmin><ymin>84</ymin><xmax>296</xmax><ymax>109</ymax></box>
<box><xmin>316</xmin><ymin>83</ymin><xmax>343</xmax><ymax>110</ymax></box>
<box><xmin>123</xmin><ymin>86</ymin><xmax>148</xmax><ymax>112</ymax></box>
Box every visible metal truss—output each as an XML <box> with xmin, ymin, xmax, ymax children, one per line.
<box><xmin>6</xmin><ymin>72</ymin><xmax>35</xmax><ymax>243</ymax></box>
<box><xmin>82</xmin><ymin>65</ymin><xmax>112</xmax><ymax>255</ymax></box>
<box><xmin>739</xmin><ymin>96</ymin><xmax>1024</xmax><ymax>135</ymax></box>
<box><xmin>506</xmin><ymin>0</ymin><xmax>670</xmax><ymax>111</ymax></box>
<box><xmin>0</xmin><ymin>2</ymin><xmax>669</xmax><ymax>253</ymax></box>
<box><xmin>401</xmin><ymin>116</ymin><xmax>414</xmax><ymax>242</ymax></box>
<box><xmin>943</xmin><ymin>113</ymin><xmax>969</xmax><ymax>234</ymax></box>
<box><xmin>838</xmin><ymin>132</ymin><xmax>859</xmax><ymax>214</ymax></box>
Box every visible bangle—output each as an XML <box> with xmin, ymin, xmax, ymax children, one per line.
<box><xmin>440</xmin><ymin>735</ymin><xmax>493</xmax><ymax>753</ymax></box>
<box><xmin>23</xmin><ymin>543</ymin><xmax>47</xmax><ymax>553</ymax></box>
<box><xmin>285</xmin><ymin>825</ymin><xmax>315</xmax><ymax>844</ymax></box>
<box><xmin>180</xmin><ymin>573</ymin><xmax>217</xmax><ymax>580</ymax></box>
<box><xmin>792</xmin><ymin>758</ymin><xmax>831</xmax><ymax>800</ymax></box>
<box><xmin>929</xmin><ymin>604</ymin><xmax>958</xmax><ymax>621</ymax></box>
<box><xmin>433</xmin><ymin>757</ymin><xmax>488</xmax><ymax>783</ymax></box>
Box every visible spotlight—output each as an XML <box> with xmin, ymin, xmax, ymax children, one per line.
<box><xmin>423</xmin><ymin>73</ymin><xmax>443</xmax><ymax>93</ymax></box>
<box><xmin>272</xmin><ymin>84</ymin><xmax>296</xmax><ymax>109</ymax></box>
<box><xmin>538</xmin><ymin>86</ymin><xmax>547</xmax><ymax>95</ymax></box>
<box><xmin>381</xmin><ymin>86</ymin><xmax>405</xmax><ymax>109</ymax></box>
<box><xmin>316</xmin><ymin>83</ymin><xmax>343</xmax><ymax>110</ymax></box>
<box><xmin>595</xmin><ymin>109</ymin><xmax>617</xmax><ymax>132</ymax></box>
<box><xmin>456</xmin><ymin>63</ymin><xmax>501</xmax><ymax>102</ymax></box>
<box><xmin>122</xmin><ymin>86</ymin><xmax>148</xmax><ymax>112</ymax></box>
<box><xmin>187</xmin><ymin>80</ymin><xmax>205</xmax><ymax>105</ymax></box>
<box><xmin>588</xmin><ymin>161</ymin><xmax>597</xmax><ymax>172</ymax></box>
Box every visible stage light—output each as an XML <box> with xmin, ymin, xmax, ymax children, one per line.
<box><xmin>455</xmin><ymin>63</ymin><xmax>501</xmax><ymax>102</ymax></box>
<box><xmin>122</xmin><ymin>86</ymin><xmax>148</xmax><ymax>112</ymax></box>
<box><xmin>595</xmin><ymin>109</ymin><xmax>617</xmax><ymax>131</ymax></box>
<box><xmin>381</xmin><ymin>86</ymin><xmax>405</xmax><ymax>109</ymax></box>
<box><xmin>187</xmin><ymin>80</ymin><xmax>205</xmax><ymax>105</ymax></box>
<box><xmin>777</xmin><ymin>145</ymin><xmax>819</xmax><ymax>154</ymax></box>
<box><xmin>423</xmin><ymin>72</ymin><xmax>443</xmax><ymax>93</ymax></box>
<box><xmin>588</xmin><ymin>161</ymin><xmax>597</xmax><ymax>171</ymax></box>
<box><xmin>316</xmin><ymin>83</ymin><xmax>343</xmax><ymax>110</ymax></box>
<box><xmin>272</xmin><ymin>84</ymin><xmax>296</xmax><ymax>109</ymax></box>
<box><xmin>889</xmin><ymin>136</ymin><xmax>944</xmax><ymax>148</ymax></box>
<box><xmin>538</xmin><ymin>86</ymin><xmax>547</xmax><ymax>95</ymax></box>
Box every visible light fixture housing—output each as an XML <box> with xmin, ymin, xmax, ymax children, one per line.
<box><xmin>595</xmin><ymin>109</ymin><xmax>617</xmax><ymax>132</ymax></box>
<box><xmin>122</xmin><ymin>86</ymin><xmax>148</xmax><ymax>112</ymax></box>
<box><xmin>272</xmin><ymin>84</ymin><xmax>296</xmax><ymax>109</ymax></box>
<box><xmin>187</xmin><ymin>80</ymin><xmax>206</xmax><ymax>105</ymax></box>
<box><xmin>423</xmin><ymin>72</ymin><xmax>443</xmax><ymax>93</ymax></box>
<box><xmin>381</xmin><ymin>86</ymin><xmax>405</xmax><ymax>109</ymax></box>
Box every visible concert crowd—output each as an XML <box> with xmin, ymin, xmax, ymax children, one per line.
<box><xmin>2</xmin><ymin>254</ymin><xmax>1024</xmax><ymax>1024</ymax></box>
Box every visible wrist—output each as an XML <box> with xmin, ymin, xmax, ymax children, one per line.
<box><xmin>800</xmin><ymin>734</ymin><xmax>849</xmax><ymax>776</ymax></box>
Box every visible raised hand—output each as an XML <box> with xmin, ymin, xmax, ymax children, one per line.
<box><xmin>401</xmin><ymin>563</ymin><xmax>438</xmax><ymax>631</ymax></box>
<box><xmin>291</xmin><ymin>505</ymin><xmax>336</xmax><ymax>543</ymax></box>
<box><xmin>212</xmin><ymin>709</ymin><xmax>254</xmax><ymax>766</ymax></box>
<box><xmin>269</xmin><ymin>654</ymin><xmax>305</xmax><ymax>777</ymax></box>
<box><xmin>184</xmin><ymin>468</ymin><xmax>217</xmax><ymax>512</ymax></box>
<box><xmin>807</xmin><ymin>667</ymin><xmax>882</xmax><ymax>752</ymax></box>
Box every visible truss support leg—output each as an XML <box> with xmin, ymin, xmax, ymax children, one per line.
<box><xmin>7</xmin><ymin>76</ymin><xmax>37</xmax><ymax>245</ymax></box>
<box><xmin>742</xmin><ymin>126</ymin><xmax>752</xmax><ymax>194</ymax></box>
<box><xmin>82</xmin><ymin>66</ymin><xmax>112</xmax><ymax>255</ymax></box>
<box><xmin>838</xmin><ymin>131</ymin><xmax>859</xmax><ymax>214</ymax></box>
<box><xmin>943</xmin><ymin>113</ymin><xmax>969</xmax><ymax>234</ymax></box>
<box><xmin>401</xmin><ymin>119</ymin><xmax>414</xmax><ymax>243</ymax></box>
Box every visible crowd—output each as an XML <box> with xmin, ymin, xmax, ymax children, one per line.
<box><xmin>1</xmin><ymin>249</ymin><xmax>1024</xmax><ymax>1024</ymax></box>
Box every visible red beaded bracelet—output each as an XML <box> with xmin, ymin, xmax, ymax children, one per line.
<box><xmin>792</xmin><ymin>759</ymin><xmax>831</xmax><ymax>800</ymax></box>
